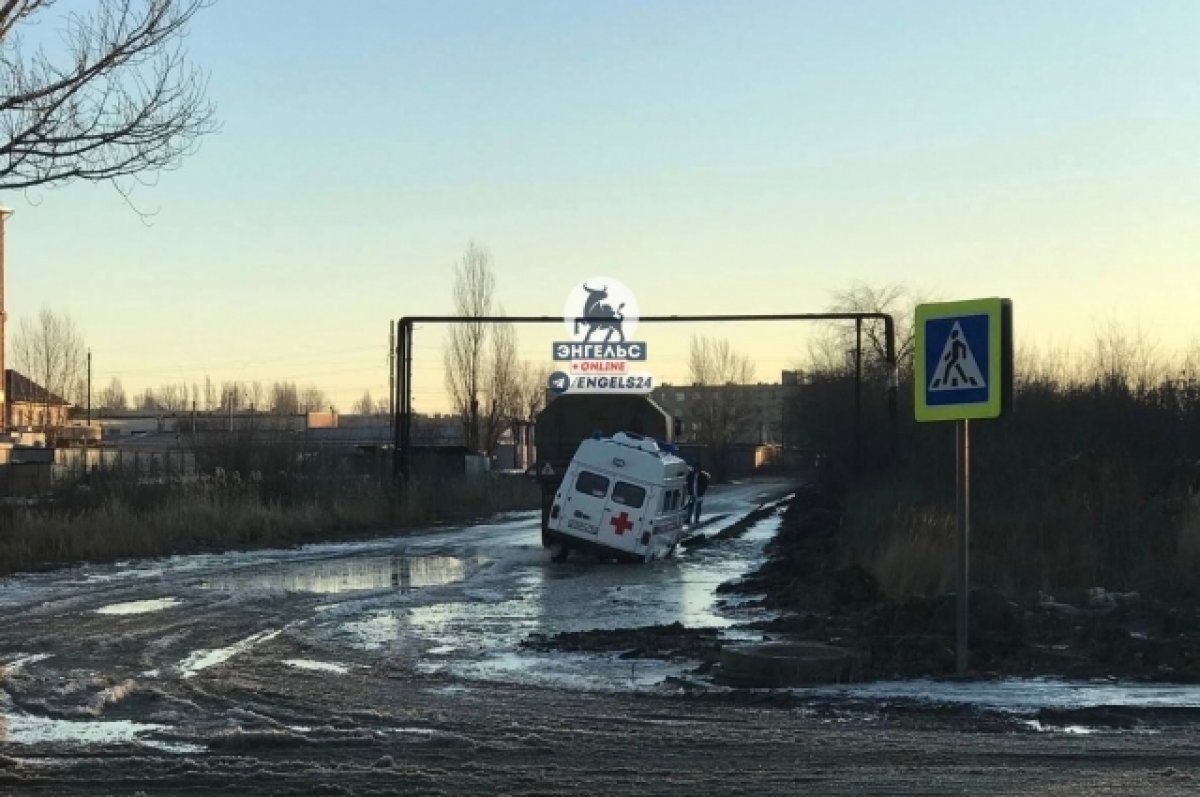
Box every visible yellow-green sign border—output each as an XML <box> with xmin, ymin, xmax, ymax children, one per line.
<box><xmin>914</xmin><ymin>298</ymin><xmax>1009</xmax><ymax>422</ymax></box>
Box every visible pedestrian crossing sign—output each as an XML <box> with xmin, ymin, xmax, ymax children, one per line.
<box><xmin>915</xmin><ymin>298</ymin><xmax>1012</xmax><ymax>421</ymax></box>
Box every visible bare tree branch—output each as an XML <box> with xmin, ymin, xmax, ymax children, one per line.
<box><xmin>0</xmin><ymin>0</ymin><xmax>217</xmax><ymax>192</ymax></box>
<box><xmin>809</xmin><ymin>282</ymin><xmax>923</xmax><ymax>380</ymax></box>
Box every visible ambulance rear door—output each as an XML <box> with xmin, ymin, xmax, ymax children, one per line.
<box><xmin>595</xmin><ymin>477</ymin><xmax>653</xmax><ymax>556</ymax></box>
<box><xmin>558</xmin><ymin>466</ymin><xmax>612</xmax><ymax>540</ymax></box>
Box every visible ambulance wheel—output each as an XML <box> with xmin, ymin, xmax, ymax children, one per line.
<box><xmin>549</xmin><ymin>542</ymin><xmax>570</xmax><ymax>563</ymax></box>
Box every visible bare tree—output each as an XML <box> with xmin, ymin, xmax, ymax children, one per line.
<box><xmin>1091</xmin><ymin>320</ymin><xmax>1164</xmax><ymax>393</ymax></box>
<box><xmin>299</xmin><ymin>385</ymin><xmax>327</xmax><ymax>413</ymax></box>
<box><xmin>807</xmin><ymin>283</ymin><xmax>923</xmax><ymax>380</ymax></box>
<box><xmin>247</xmin><ymin>380</ymin><xmax>263</xmax><ymax>412</ymax></box>
<box><xmin>137</xmin><ymin>387</ymin><xmax>159</xmax><ymax>410</ymax></box>
<box><xmin>353</xmin><ymin>390</ymin><xmax>375</xmax><ymax>416</ymax></box>
<box><xmin>97</xmin><ymin>376</ymin><xmax>127</xmax><ymax>410</ymax></box>
<box><xmin>269</xmin><ymin>381</ymin><xmax>298</xmax><ymax>415</ymax></box>
<box><xmin>219</xmin><ymin>380</ymin><xmax>239</xmax><ymax>412</ymax></box>
<box><xmin>688</xmin><ymin>335</ymin><xmax>757</xmax><ymax>480</ymax></box>
<box><xmin>443</xmin><ymin>241</ymin><xmax>494</xmax><ymax>452</ymax></box>
<box><xmin>157</xmin><ymin>382</ymin><xmax>187</xmax><ymax>410</ymax></box>
<box><xmin>481</xmin><ymin>310</ymin><xmax>522</xmax><ymax>455</ymax></box>
<box><xmin>0</xmin><ymin>0</ymin><xmax>217</xmax><ymax>199</ymax></box>
<box><xmin>68</xmin><ymin>374</ymin><xmax>87</xmax><ymax>407</ymax></box>
<box><xmin>11</xmin><ymin>306</ymin><xmax>85</xmax><ymax>432</ymax></box>
<box><xmin>517</xmin><ymin>362</ymin><xmax>551</xmax><ymax>423</ymax></box>
<box><xmin>1015</xmin><ymin>341</ymin><xmax>1086</xmax><ymax>391</ymax></box>
<box><xmin>203</xmin><ymin>374</ymin><xmax>216</xmax><ymax>411</ymax></box>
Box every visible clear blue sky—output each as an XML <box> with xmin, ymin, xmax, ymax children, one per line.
<box><xmin>5</xmin><ymin>1</ymin><xmax>1199</xmax><ymax>411</ymax></box>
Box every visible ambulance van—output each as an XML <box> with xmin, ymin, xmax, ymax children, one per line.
<box><xmin>544</xmin><ymin>432</ymin><xmax>692</xmax><ymax>563</ymax></box>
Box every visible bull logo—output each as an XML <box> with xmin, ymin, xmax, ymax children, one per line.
<box><xmin>574</xmin><ymin>283</ymin><xmax>626</xmax><ymax>343</ymax></box>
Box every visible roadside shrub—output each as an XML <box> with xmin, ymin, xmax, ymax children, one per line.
<box><xmin>865</xmin><ymin>504</ymin><xmax>955</xmax><ymax>600</ymax></box>
<box><xmin>792</xmin><ymin>338</ymin><xmax>1200</xmax><ymax>600</ymax></box>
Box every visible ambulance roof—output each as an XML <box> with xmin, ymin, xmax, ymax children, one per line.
<box><xmin>571</xmin><ymin>432</ymin><xmax>688</xmax><ymax>482</ymax></box>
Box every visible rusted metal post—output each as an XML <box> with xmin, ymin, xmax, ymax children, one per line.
<box><xmin>884</xmin><ymin>314</ymin><xmax>898</xmax><ymax>462</ymax></box>
<box><xmin>398</xmin><ymin>321</ymin><xmax>412</xmax><ymax>482</ymax></box>
<box><xmin>854</xmin><ymin>318</ymin><xmax>863</xmax><ymax>475</ymax></box>
<box><xmin>402</xmin><ymin>319</ymin><xmax>413</xmax><ymax>481</ymax></box>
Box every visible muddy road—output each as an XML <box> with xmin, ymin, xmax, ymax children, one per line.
<box><xmin>3</xmin><ymin>477</ymin><xmax>1200</xmax><ymax>795</ymax></box>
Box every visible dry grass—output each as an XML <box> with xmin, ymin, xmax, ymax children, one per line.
<box><xmin>863</xmin><ymin>505</ymin><xmax>955</xmax><ymax>600</ymax></box>
<box><xmin>0</xmin><ymin>475</ymin><xmax>539</xmax><ymax>576</ymax></box>
<box><xmin>1176</xmin><ymin>492</ymin><xmax>1200</xmax><ymax>579</ymax></box>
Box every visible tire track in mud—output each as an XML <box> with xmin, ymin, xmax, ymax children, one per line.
<box><xmin>7</xmin><ymin>660</ymin><xmax>1200</xmax><ymax>796</ymax></box>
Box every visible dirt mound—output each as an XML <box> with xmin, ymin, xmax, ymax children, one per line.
<box><xmin>730</xmin><ymin>484</ymin><xmax>1200</xmax><ymax>680</ymax></box>
<box><xmin>522</xmin><ymin>622</ymin><xmax>722</xmax><ymax>665</ymax></box>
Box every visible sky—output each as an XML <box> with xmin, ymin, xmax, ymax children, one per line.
<box><xmin>4</xmin><ymin>0</ymin><xmax>1199</xmax><ymax>413</ymax></box>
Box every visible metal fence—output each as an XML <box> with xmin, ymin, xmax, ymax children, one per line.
<box><xmin>52</xmin><ymin>448</ymin><xmax>197</xmax><ymax>483</ymax></box>
<box><xmin>0</xmin><ymin>448</ymin><xmax>199</xmax><ymax>496</ymax></box>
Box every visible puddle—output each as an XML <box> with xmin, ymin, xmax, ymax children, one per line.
<box><xmin>1021</xmin><ymin>720</ymin><xmax>1097</xmax><ymax>735</ymax></box>
<box><xmin>796</xmin><ymin>678</ymin><xmax>1200</xmax><ymax>712</ymax></box>
<box><xmin>95</xmin><ymin>597</ymin><xmax>181</xmax><ymax>615</ymax></box>
<box><xmin>388</xmin><ymin>727</ymin><xmax>440</xmax><ymax>737</ymax></box>
<box><xmin>284</xmin><ymin>659</ymin><xmax>350</xmax><ymax>675</ymax></box>
<box><xmin>80</xmin><ymin>567</ymin><xmax>167</xmax><ymax>584</ymax></box>
<box><xmin>425</xmin><ymin>684</ymin><xmax>472</xmax><ymax>697</ymax></box>
<box><xmin>179</xmin><ymin>629</ymin><xmax>281</xmax><ymax>678</ymax></box>
<box><xmin>423</xmin><ymin>650</ymin><xmax>688</xmax><ymax>693</ymax></box>
<box><xmin>336</xmin><ymin>510</ymin><xmax>786</xmax><ymax>691</ymax></box>
<box><xmin>1</xmin><ymin>712</ymin><xmax>199</xmax><ymax>752</ymax></box>
<box><xmin>342</xmin><ymin>611</ymin><xmax>408</xmax><ymax>651</ymax></box>
<box><xmin>199</xmin><ymin>554</ymin><xmax>482</xmax><ymax>594</ymax></box>
<box><xmin>3</xmin><ymin>653</ymin><xmax>53</xmax><ymax>672</ymax></box>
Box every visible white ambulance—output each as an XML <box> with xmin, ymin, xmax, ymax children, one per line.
<box><xmin>544</xmin><ymin>432</ymin><xmax>692</xmax><ymax>563</ymax></box>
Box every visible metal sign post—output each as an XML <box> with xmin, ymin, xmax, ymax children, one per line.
<box><xmin>956</xmin><ymin>418</ymin><xmax>970</xmax><ymax>673</ymax></box>
<box><xmin>915</xmin><ymin>298</ymin><xmax>1012</xmax><ymax>674</ymax></box>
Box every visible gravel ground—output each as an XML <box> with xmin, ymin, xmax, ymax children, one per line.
<box><xmin>5</xmin><ymin>642</ymin><xmax>1200</xmax><ymax>796</ymax></box>
<box><xmin>4</xmin><ymin>479</ymin><xmax>1200</xmax><ymax>794</ymax></box>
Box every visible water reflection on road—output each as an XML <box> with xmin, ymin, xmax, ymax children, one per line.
<box><xmin>200</xmin><ymin>553</ymin><xmax>484</xmax><ymax>594</ymax></box>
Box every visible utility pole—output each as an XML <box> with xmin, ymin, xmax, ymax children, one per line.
<box><xmin>85</xmin><ymin>349</ymin><xmax>92</xmax><ymax>467</ymax></box>
<box><xmin>0</xmin><ymin>206</ymin><xmax>11</xmax><ymax>436</ymax></box>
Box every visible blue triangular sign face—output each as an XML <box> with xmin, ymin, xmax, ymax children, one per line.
<box><xmin>929</xmin><ymin>322</ymin><xmax>986</xmax><ymax>391</ymax></box>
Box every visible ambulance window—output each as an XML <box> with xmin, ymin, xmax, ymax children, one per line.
<box><xmin>612</xmin><ymin>481</ymin><xmax>646</xmax><ymax>509</ymax></box>
<box><xmin>575</xmin><ymin>471</ymin><xmax>610</xmax><ymax>498</ymax></box>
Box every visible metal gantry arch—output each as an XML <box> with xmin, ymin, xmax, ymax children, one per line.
<box><xmin>391</xmin><ymin>313</ymin><xmax>897</xmax><ymax>479</ymax></box>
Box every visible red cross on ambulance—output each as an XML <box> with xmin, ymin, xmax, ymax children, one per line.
<box><xmin>609</xmin><ymin>511</ymin><xmax>634</xmax><ymax>535</ymax></box>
